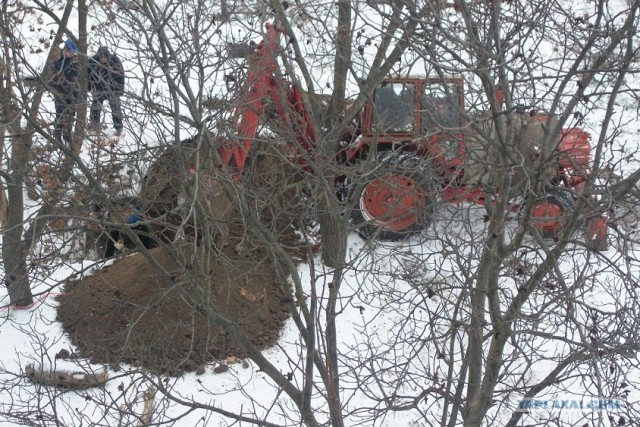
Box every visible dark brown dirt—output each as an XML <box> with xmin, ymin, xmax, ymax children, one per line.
<box><xmin>56</xmin><ymin>243</ymin><xmax>293</xmax><ymax>376</ymax></box>
<box><xmin>56</xmin><ymin>140</ymin><xmax>310</xmax><ymax>376</ymax></box>
<box><xmin>58</xmin><ymin>139</ymin><xmax>316</xmax><ymax>375</ymax></box>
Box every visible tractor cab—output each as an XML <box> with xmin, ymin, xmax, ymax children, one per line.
<box><xmin>354</xmin><ymin>77</ymin><xmax>465</xmax><ymax>155</ymax></box>
<box><xmin>349</xmin><ymin>77</ymin><xmax>466</xmax><ymax>180</ymax></box>
<box><xmin>365</xmin><ymin>77</ymin><xmax>464</xmax><ymax>137</ymax></box>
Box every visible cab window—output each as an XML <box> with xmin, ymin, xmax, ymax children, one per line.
<box><xmin>420</xmin><ymin>82</ymin><xmax>462</xmax><ymax>134</ymax></box>
<box><xmin>372</xmin><ymin>83</ymin><xmax>415</xmax><ymax>133</ymax></box>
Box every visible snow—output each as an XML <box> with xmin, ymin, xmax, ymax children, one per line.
<box><xmin>1</xmin><ymin>0</ymin><xmax>640</xmax><ymax>426</ymax></box>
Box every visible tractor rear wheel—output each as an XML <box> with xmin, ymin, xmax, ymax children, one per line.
<box><xmin>529</xmin><ymin>186</ymin><xmax>575</xmax><ymax>240</ymax></box>
<box><xmin>349</xmin><ymin>152</ymin><xmax>437</xmax><ymax>240</ymax></box>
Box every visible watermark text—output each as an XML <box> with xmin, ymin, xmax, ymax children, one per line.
<box><xmin>517</xmin><ymin>397</ymin><xmax>624</xmax><ymax>412</ymax></box>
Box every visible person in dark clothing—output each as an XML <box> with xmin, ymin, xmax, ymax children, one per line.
<box><xmin>104</xmin><ymin>208</ymin><xmax>154</xmax><ymax>258</ymax></box>
<box><xmin>88</xmin><ymin>46</ymin><xmax>125</xmax><ymax>133</ymax></box>
<box><xmin>91</xmin><ymin>197</ymin><xmax>154</xmax><ymax>258</ymax></box>
<box><xmin>50</xmin><ymin>39</ymin><xmax>79</xmax><ymax>143</ymax></box>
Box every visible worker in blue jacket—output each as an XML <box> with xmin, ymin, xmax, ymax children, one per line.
<box><xmin>49</xmin><ymin>39</ymin><xmax>79</xmax><ymax>143</ymax></box>
<box><xmin>101</xmin><ymin>200</ymin><xmax>154</xmax><ymax>258</ymax></box>
<box><xmin>88</xmin><ymin>46</ymin><xmax>125</xmax><ymax>134</ymax></box>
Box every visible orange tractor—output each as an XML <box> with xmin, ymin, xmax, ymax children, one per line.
<box><xmin>341</xmin><ymin>75</ymin><xmax>607</xmax><ymax>248</ymax></box>
<box><xmin>145</xmin><ymin>22</ymin><xmax>608</xmax><ymax>250</ymax></box>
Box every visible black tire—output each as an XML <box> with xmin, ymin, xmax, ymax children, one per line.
<box><xmin>529</xmin><ymin>186</ymin><xmax>575</xmax><ymax>240</ymax></box>
<box><xmin>349</xmin><ymin>151</ymin><xmax>437</xmax><ymax>240</ymax></box>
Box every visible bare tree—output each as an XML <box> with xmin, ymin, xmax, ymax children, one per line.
<box><xmin>338</xmin><ymin>1</ymin><xmax>640</xmax><ymax>426</ymax></box>
<box><xmin>0</xmin><ymin>0</ymin><xmax>96</xmax><ymax>307</ymax></box>
<box><xmin>0</xmin><ymin>0</ymin><xmax>639</xmax><ymax>426</ymax></box>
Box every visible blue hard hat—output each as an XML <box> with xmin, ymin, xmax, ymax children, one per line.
<box><xmin>64</xmin><ymin>38</ymin><xmax>78</xmax><ymax>54</ymax></box>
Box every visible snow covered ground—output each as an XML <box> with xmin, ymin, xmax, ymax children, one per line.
<box><xmin>0</xmin><ymin>0</ymin><xmax>639</xmax><ymax>426</ymax></box>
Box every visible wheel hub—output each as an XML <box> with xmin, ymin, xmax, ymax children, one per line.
<box><xmin>360</xmin><ymin>175</ymin><xmax>426</xmax><ymax>231</ymax></box>
<box><xmin>531</xmin><ymin>201</ymin><xmax>564</xmax><ymax>232</ymax></box>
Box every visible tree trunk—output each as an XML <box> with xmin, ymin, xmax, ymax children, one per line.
<box><xmin>73</xmin><ymin>0</ymin><xmax>88</xmax><ymax>155</ymax></box>
<box><xmin>0</xmin><ymin>187</ymin><xmax>7</xmax><ymax>228</ymax></box>
<box><xmin>0</xmin><ymin>15</ymin><xmax>32</xmax><ymax>306</ymax></box>
<box><xmin>318</xmin><ymin>193</ymin><xmax>348</xmax><ymax>269</ymax></box>
<box><xmin>3</xmin><ymin>134</ymin><xmax>32</xmax><ymax>307</ymax></box>
<box><xmin>0</xmin><ymin>54</ymin><xmax>9</xmax><ymax>229</ymax></box>
<box><xmin>325</xmin><ymin>268</ymin><xmax>345</xmax><ymax>427</ymax></box>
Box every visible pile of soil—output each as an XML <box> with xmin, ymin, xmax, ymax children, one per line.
<box><xmin>56</xmin><ymin>243</ymin><xmax>293</xmax><ymax>376</ymax></box>
<box><xmin>56</xmin><ymin>139</ymin><xmax>313</xmax><ymax>376</ymax></box>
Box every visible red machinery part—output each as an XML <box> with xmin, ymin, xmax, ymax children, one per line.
<box><xmin>429</xmin><ymin>135</ymin><xmax>464</xmax><ymax>167</ymax></box>
<box><xmin>531</xmin><ymin>201</ymin><xmax>565</xmax><ymax>234</ymax></box>
<box><xmin>558</xmin><ymin>128</ymin><xmax>591</xmax><ymax>174</ymax></box>
<box><xmin>585</xmin><ymin>215</ymin><xmax>609</xmax><ymax>251</ymax></box>
<box><xmin>359</xmin><ymin>175</ymin><xmax>426</xmax><ymax>231</ymax></box>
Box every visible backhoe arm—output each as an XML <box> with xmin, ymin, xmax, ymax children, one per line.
<box><xmin>217</xmin><ymin>22</ymin><xmax>315</xmax><ymax>174</ymax></box>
